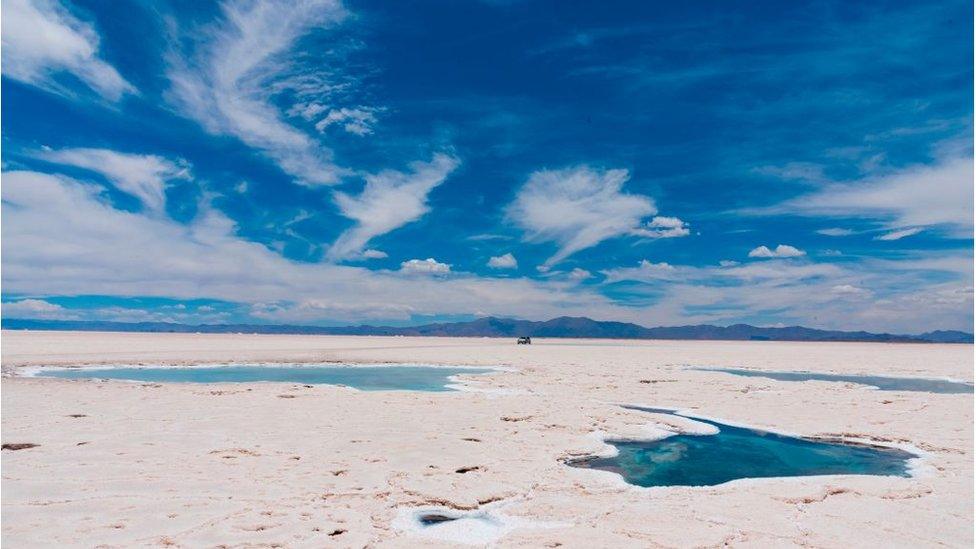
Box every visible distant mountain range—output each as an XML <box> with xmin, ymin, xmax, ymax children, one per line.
<box><xmin>3</xmin><ymin>316</ymin><xmax>972</xmax><ymax>343</ymax></box>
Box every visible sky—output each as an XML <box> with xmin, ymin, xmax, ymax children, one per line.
<box><xmin>1</xmin><ymin>0</ymin><xmax>973</xmax><ymax>333</ymax></box>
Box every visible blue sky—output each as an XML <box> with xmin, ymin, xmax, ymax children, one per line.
<box><xmin>1</xmin><ymin>0</ymin><xmax>973</xmax><ymax>332</ymax></box>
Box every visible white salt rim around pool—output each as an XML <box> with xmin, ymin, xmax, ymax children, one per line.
<box><xmin>392</xmin><ymin>499</ymin><xmax>568</xmax><ymax>545</ymax></box>
<box><xmin>445</xmin><ymin>377</ymin><xmax>530</xmax><ymax>396</ymax></box>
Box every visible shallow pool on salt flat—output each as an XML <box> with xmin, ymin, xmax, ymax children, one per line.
<box><xmin>35</xmin><ymin>364</ymin><xmax>493</xmax><ymax>392</ymax></box>
<box><xmin>695</xmin><ymin>367</ymin><xmax>973</xmax><ymax>394</ymax></box>
<box><xmin>570</xmin><ymin>406</ymin><xmax>916</xmax><ymax>487</ymax></box>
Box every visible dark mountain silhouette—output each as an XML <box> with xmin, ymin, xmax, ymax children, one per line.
<box><xmin>915</xmin><ymin>330</ymin><xmax>976</xmax><ymax>344</ymax></box>
<box><xmin>2</xmin><ymin>316</ymin><xmax>971</xmax><ymax>343</ymax></box>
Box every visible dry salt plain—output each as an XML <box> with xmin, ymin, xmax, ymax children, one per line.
<box><xmin>1</xmin><ymin>330</ymin><xmax>972</xmax><ymax>548</ymax></box>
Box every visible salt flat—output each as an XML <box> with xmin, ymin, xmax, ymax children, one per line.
<box><xmin>2</xmin><ymin>331</ymin><xmax>972</xmax><ymax>547</ymax></box>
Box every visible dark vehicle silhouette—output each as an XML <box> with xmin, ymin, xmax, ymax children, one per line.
<box><xmin>517</xmin><ymin>337</ymin><xmax>532</xmax><ymax>345</ymax></box>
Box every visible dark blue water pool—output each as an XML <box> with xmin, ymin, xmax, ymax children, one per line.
<box><xmin>696</xmin><ymin>367</ymin><xmax>973</xmax><ymax>394</ymax></box>
<box><xmin>570</xmin><ymin>406</ymin><xmax>916</xmax><ymax>487</ymax></box>
<box><xmin>37</xmin><ymin>365</ymin><xmax>492</xmax><ymax>392</ymax></box>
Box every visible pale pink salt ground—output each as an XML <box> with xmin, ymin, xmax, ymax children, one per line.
<box><xmin>2</xmin><ymin>331</ymin><xmax>972</xmax><ymax>547</ymax></box>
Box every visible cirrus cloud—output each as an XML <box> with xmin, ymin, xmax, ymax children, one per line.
<box><xmin>1</xmin><ymin>0</ymin><xmax>135</xmax><ymax>100</ymax></box>
<box><xmin>874</xmin><ymin>227</ymin><xmax>923</xmax><ymax>241</ymax></box>
<box><xmin>314</xmin><ymin>107</ymin><xmax>380</xmax><ymax>136</ymax></box>
<box><xmin>816</xmin><ymin>227</ymin><xmax>854</xmax><ymax>237</ymax></box>
<box><xmin>36</xmin><ymin>147</ymin><xmax>190</xmax><ymax>212</ymax></box>
<box><xmin>506</xmin><ymin>165</ymin><xmax>683</xmax><ymax>267</ymax></box>
<box><xmin>749</xmin><ymin>152</ymin><xmax>973</xmax><ymax>239</ymax></box>
<box><xmin>165</xmin><ymin>0</ymin><xmax>348</xmax><ymax>185</ymax></box>
<box><xmin>328</xmin><ymin>154</ymin><xmax>460</xmax><ymax>261</ymax></box>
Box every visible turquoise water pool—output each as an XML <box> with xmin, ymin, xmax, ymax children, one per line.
<box><xmin>570</xmin><ymin>406</ymin><xmax>916</xmax><ymax>487</ymax></box>
<box><xmin>37</xmin><ymin>364</ymin><xmax>493</xmax><ymax>392</ymax></box>
<box><xmin>696</xmin><ymin>367</ymin><xmax>973</xmax><ymax>394</ymax></box>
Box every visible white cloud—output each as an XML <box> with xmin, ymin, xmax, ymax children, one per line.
<box><xmin>37</xmin><ymin>148</ymin><xmax>190</xmax><ymax>212</ymax></box>
<box><xmin>1</xmin><ymin>298</ymin><xmax>70</xmax><ymax>318</ymax></box>
<box><xmin>602</xmin><ymin>260</ymin><xmax>677</xmax><ymax>283</ymax></box>
<box><xmin>287</xmin><ymin>102</ymin><xmax>329</xmax><ymax>120</ymax></box>
<box><xmin>831</xmin><ymin>284</ymin><xmax>871</xmax><ymax>298</ymax></box>
<box><xmin>748</xmin><ymin>244</ymin><xmax>806</xmax><ymax>259</ymax></box>
<box><xmin>506</xmin><ymin>166</ymin><xmax>662</xmax><ymax>266</ymax></box>
<box><xmin>338</xmin><ymin>248</ymin><xmax>389</xmax><ymax>261</ymax></box>
<box><xmin>604</xmin><ymin>258</ymin><xmax>836</xmax><ymax>286</ymax></box>
<box><xmin>487</xmin><ymin>253</ymin><xmax>518</xmax><ymax>269</ymax></box>
<box><xmin>597</xmin><ymin>252</ymin><xmax>972</xmax><ymax>332</ymax></box>
<box><xmin>165</xmin><ymin>0</ymin><xmax>347</xmax><ymax>185</ymax></box>
<box><xmin>632</xmin><ymin>216</ymin><xmax>691</xmax><ymax>239</ymax></box>
<box><xmin>3</xmin><ymin>167</ymin><xmax>971</xmax><ymax>332</ymax></box>
<box><xmin>757</xmin><ymin>154</ymin><xmax>973</xmax><ymax>238</ymax></box>
<box><xmin>1</xmin><ymin>169</ymin><xmax>636</xmax><ymax>322</ymax></box>
<box><xmin>816</xmin><ymin>227</ymin><xmax>854</xmax><ymax>237</ymax></box>
<box><xmin>0</xmin><ymin>298</ymin><xmax>215</xmax><ymax>324</ymax></box>
<box><xmin>250</xmin><ymin>299</ymin><xmax>415</xmax><ymax>322</ymax></box>
<box><xmin>399</xmin><ymin>258</ymin><xmax>451</xmax><ymax>275</ymax></box>
<box><xmin>568</xmin><ymin>268</ymin><xmax>592</xmax><ymax>281</ymax></box>
<box><xmin>467</xmin><ymin>233</ymin><xmax>511</xmax><ymax>241</ymax></box>
<box><xmin>1</xmin><ymin>298</ymin><xmax>235</xmax><ymax>323</ymax></box>
<box><xmin>314</xmin><ymin>107</ymin><xmax>379</xmax><ymax>136</ymax></box>
<box><xmin>362</xmin><ymin>249</ymin><xmax>388</xmax><ymax>259</ymax></box>
<box><xmin>875</xmin><ymin>227</ymin><xmax>923</xmax><ymax>241</ymax></box>
<box><xmin>715</xmin><ymin>260</ymin><xmax>838</xmax><ymax>282</ymax></box>
<box><xmin>328</xmin><ymin>154</ymin><xmax>459</xmax><ymax>260</ymax></box>
<box><xmin>1</xmin><ymin>0</ymin><xmax>135</xmax><ymax>100</ymax></box>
